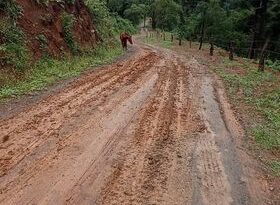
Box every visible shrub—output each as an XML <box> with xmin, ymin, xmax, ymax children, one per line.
<box><xmin>36</xmin><ymin>34</ymin><xmax>49</xmax><ymax>55</ymax></box>
<box><xmin>85</xmin><ymin>0</ymin><xmax>136</xmax><ymax>41</ymax></box>
<box><xmin>1</xmin><ymin>25</ymin><xmax>29</xmax><ymax>70</ymax></box>
<box><xmin>266</xmin><ymin>59</ymin><xmax>280</xmax><ymax>71</ymax></box>
<box><xmin>65</xmin><ymin>0</ymin><xmax>75</xmax><ymax>5</ymax></box>
<box><xmin>1</xmin><ymin>0</ymin><xmax>22</xmax><ymax>21</ymax></box>
<box><xmin>61</xmin><ymin>12</ymin><xmax>79</xmax><ymax>54</ymax></box>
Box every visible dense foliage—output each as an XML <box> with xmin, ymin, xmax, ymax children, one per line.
<box><xmin>1</xmin><ymin>0</ymin><xmax>279</xmax><ymax>71</ymax></box>
<box><xmin>0</xmin><ymin>0</ymin><xmax>29</xmax><ymax>70</ymax></box>
<box><xmin>85</xmin><ymin>0</ymin><xmax>136</xmax><ymax>40</ymax></box>
<box><xmin>106</xmin><ymin>0</ymin><xmax>280</xmax><ymax>63</ymax></box>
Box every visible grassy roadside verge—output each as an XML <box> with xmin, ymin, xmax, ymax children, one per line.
<box><xmin>212</xmin><ymin>57</ymin><xmax>280</xmax><ymax>175</ymax></box>
<box><xmin>143</xmin><ymin>33</ymin><xmax>173</xmax><ymax>49</ymax></box>
<box><xmin>0</xmin><ymin>43</ymin><xmax>123</xmax><ymax>101</ymax></box>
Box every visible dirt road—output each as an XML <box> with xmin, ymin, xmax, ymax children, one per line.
<box><xmin>0</xmin><ymin>40</ymin><xmax>271</xmax><ymax>204</ymax></box>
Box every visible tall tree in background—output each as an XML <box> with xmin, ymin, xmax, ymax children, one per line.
<box><xmin>124</xmin><ymin>3</ymin><xmax>146</xmax><ymax>25</ymax></box>
<box><xmin>153</xmin><ymin>0</ymin><xmax>182</xmax><ymax>31</ymax></box>
<box><xmin>248</xmin><ymin>0</ymin><xmax>268</xmax><ymax>59</ymax></box>
<box><xmin>258</xmin><ymin>0</ymin><xmax>280</xmax><ymax>71</ymax></box>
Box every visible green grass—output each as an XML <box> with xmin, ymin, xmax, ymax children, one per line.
<box><xmin>270</xmin><ymin>160</ymin><xmax>280</xmax><ymax>176</ymax></box>
<box><xmin>144</xmin><ymin>34</ymin><xmax>173</xmax><ymax>49</ymax></box>
<box><xmin>0</xmin><ymin>43</ymin><xmax>123</xmax><ymax>100</ymax></box>
<box><xmin>213</xmin><ymin>58</ymin><xmax>280</xmax><ymax>150</ymax></box>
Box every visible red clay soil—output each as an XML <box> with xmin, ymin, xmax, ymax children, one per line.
<box><xmin>0</xmin><ymin>38</ymin><xmax>277</xmax><ymax>204</ymax></box>
<box><xmin>16</xmin><ymin>0</ymin><xmax>98</xmax><ymax>59</ymax></box>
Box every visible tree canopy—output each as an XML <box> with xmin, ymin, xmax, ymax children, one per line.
<box><xmin>104</xmin><ymin>0</ymin><xmax>279</xmax><ymax>61</ymax></box>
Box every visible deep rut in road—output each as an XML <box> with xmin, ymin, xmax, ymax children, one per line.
<box><xmin>0</xmin><ymin>42</ymin><xmax>271</xmax><ymax>204</ymax></box>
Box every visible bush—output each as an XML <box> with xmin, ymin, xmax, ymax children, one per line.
<box><xmin>61</xmin><ymin>12</ymin><xmax>79</xmax><ymax>54</ymax></box>
<box><xmin>0</xmin><ymin>24</ymin><xmax>29</xmax><ymax>70</ymax></box>
<box><xmin>266</xmin><ymin>59</ymin><xmax>280</xmax><ymax>71</ymax></box>
<box><xmin>0</xmin><ymin>0</ymin><xmax>29</xmax><ymax>70</ymax></box>
<box><xmin>65</xmin><ymin>0</ymin><xmax>75</xmax><ymax>5</ymax></box>
<box><xmin>112</xmin><ymin>15</ymin><xmax>137</xmax><ymax>34</ymax></box>
<box><xmin>1</xmin><ymin>0</ymin><xmax>22</xmax><ymax>21</ymax></box>
<box><xmin>85</xmin><ymin>0</ymin><xmax>136</xmax><ymax>41</ymax></box>
<box><xmin>36</xmin><ymin>34</ymin><xmax>49</xmax><ymax>55</ymax></box>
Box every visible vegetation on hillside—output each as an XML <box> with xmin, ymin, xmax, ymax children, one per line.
<box><xmin>0</xmin><ymin>0</ymin><xmax>135</xmax><ymax>99</ymax></box>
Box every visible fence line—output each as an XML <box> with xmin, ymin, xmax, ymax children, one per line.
<box><xmin>146</xmin><ymin>31</ymin><xmax>280</xmax><ymax>61</ymax></box>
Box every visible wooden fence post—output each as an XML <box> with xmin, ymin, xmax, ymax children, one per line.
<box><xmin>210</xmin><ymin>42</ymin><xmax>214</xmax><ymax>56</ymax></box>
<box><xmin>258</xmin><ymin>54</ymin><xmax>265</xmax><ymax>72</ymax></box>
<box><xmin>171</xmin><ymin>34</ymin><xmax>173</xmax><ymax>42</ymax></box>
<box><xmin>229</xmin><ymin>41</ymin><xmax>234</xmax><ymax>60</ymax></box>
<box><xmin>179</xmin><ymin>38</ymin><xmax>182</xmax><ymax>46</ymax></box>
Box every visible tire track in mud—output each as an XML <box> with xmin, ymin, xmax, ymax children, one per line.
<box><xmin>92</xmin><ymin>54</ymin><xmax>202</xmax><ymax>205</ymax></box>
<box><xmin>0</xmin><ymin>50</ymin><xmax>161</xmax><ymax>201</ymax></box>
<box><xmin>95</xmin><ymin>62</ymin><xmax>174</xmax><ymax>205</ymax></box>
<box><xmin>0</xmin><ymin>40</ymin><xmax>256</xmax><ymax>205</ymax></box>
<box><xmin>0</xmin><ymin>52</ymin><xmax>160</xmax><ymax>179</ymax></box>
<box><xmin>0</xmin><ymin>51</ymin><xmax>156</xmax><ymax>138</ymax></box>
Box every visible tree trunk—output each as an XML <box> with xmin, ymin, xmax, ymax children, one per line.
<box><xmin>151</xmin><ymin>11</ymin><xmax>156</xmax><ymax>29</ymax></box>
<box><xmin>189</xmin><ymin>39</ymin><xmax>192</xmax><ymax>48</ymax></box>
<box><xmin>199</xmin><ymin>12</ymin><xmax>205</xmax><ymax>50</ymax></box>
<box><xmin>171</xmin><ymin>34</ymin><xmax>173</xmax><ymax>42</ymax></box>
<box><xmin>248</xmin><ymin>34</ymin><xmax>257</xmax><ymax>59</ymax></box>
<box><xmin>258</xmin><ymin>37</ymin><xmax>270</xmax><ymax>72</ymax></box>
<box><xmin>179</xmin><ymin>39</ymin><xmax>182</xmax><ymax>46</ymax></box>
<box><xmin>248</xmin><ymin>0</ymin><xmax>269</xmax><ymax>59</ymax></box>
<box><xmin>248</xmin><ymin>9</ymin><xmax>258</xmax><ymax>59</ymax></box>
<box><xmin>143</xmin><ymin>16</ymin><xmax>146</xmax><ymax>28</ymax></box>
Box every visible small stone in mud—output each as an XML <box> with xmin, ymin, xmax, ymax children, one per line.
<box><xmin>124</xmin><ymin>191</ymin><xmax>132</xmax><ymax>196</ymax></box>
<box><xmin>2</xmin><ymin>135</ymin><xmax>9</xmax><ymax>143</ymax></box>
<box><xmin>269</xmin><ymin>187</ymin><xmax>274</xmax><ymax>191</ymax></box>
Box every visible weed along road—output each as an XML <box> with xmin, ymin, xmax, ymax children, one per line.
<box><xmin>0</xmin><ymin>40</ymin><xmax>270</xmax><ymax>205</ymax></box>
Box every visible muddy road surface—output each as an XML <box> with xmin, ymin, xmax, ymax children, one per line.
<box><xmin>0</xmin><ymin>41</ymin><xmax>271</xmax><ymax>204</ymax></box>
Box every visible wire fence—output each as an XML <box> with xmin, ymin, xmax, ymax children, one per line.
<box><xmin>146</xmin><ymin>31</ymin><xmax>280</xmax><ymax>60</ymax></box>
<box><xmin>204</xmin><ymin>37</ymin><xmax>280</xmax><ymax>58</ymax></box>
<box><xmin>145</xmin><ymin>31</ymin><xmax>280</xmax><ymax>70</ymax></box>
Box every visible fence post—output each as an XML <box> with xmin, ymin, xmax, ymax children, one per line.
<box><xmin>258</xmin><ymin>54</ymin><xmax>265</xmax><ymax>72</ymax></box>
<box><xmin>171</xmin><ymin>34</ymin><xmax>173</xmax><ymax>42</ymax></box>
<box><xmin>210</xmin><ymin>42</ymin><xmax>214</xmax><ymax>56</ymax></box>
<box><xmin>163</xmin><ymin>32</ymin><xmax>166</xmax><ymax>41</ymax></box>
<box><xmin>179</xmin><ymin>38</ymin><xmax>182</xmax><ymax>46</ymax></box>
<box><xmin>229</xmin><ymin>41</ymin><xmax>234</xmax><ymax>60</ymax></box>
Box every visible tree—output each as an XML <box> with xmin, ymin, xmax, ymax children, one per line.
<box><xmin>124</xmin><ymin>3</ymin><xmax>146</xmax><ymax>25</ymax></box>
<box><xmin>153</xmin><ymin>0</ymin><xmax>182</xmax><ymax>31</ymax></box>
<box><xmin>258</xmin><ymin>0</ymin><xmax>280</xmax><ymax>71</ymax></box>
